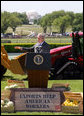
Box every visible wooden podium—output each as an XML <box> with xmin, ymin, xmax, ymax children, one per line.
<box><xmin>25</xmin><ymin>53</ymin><xmax>51</xmax><ymax>88</ymax></box>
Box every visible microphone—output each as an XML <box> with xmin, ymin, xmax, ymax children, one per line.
<box><xmin>36</xmin><ymin>46</ymin><xmax>42</xmax><ymax>53</ymax></box>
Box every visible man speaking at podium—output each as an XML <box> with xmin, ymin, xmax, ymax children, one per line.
<box><xmin>14</xmin><ymin>33</ymin><xmax>51</xmax><ymax>88</ymax></box>
<box><xmin>14</xmin><ymin>33</ymin><xmax>50</xmax><ymax>53</ymax></box>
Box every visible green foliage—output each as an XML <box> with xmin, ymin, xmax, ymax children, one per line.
<box><xmin>66</xmin><ymin>11</ymin><xmax>75</xmax><ymax>26</ymax></box>
<box><xmin>9</xmin><ymin>14</ymin><xmax>22</xmax><ymax>32</ymax></box>
<box><xmin>50</xmin><ymin>10</ymin><xmax>66</xmax><ymax>21</ymax></box>
<box><xmin>12</xmin><ymin>12</ymin><xmax>29</xmax><ymax>24</ymax></box>
<box><xmin>1</xmin><ymin>10</ymin><xmax>83</xmax><ymax>35</ymax></box>
<box><xmin>40</xmin><ymin>10</ymin><xmax>66</xmax><ymax>33</ymax></box>
<box><xmin>52</xmin><ymin>15</ymin><xmax>71</xmax><ymax>34</ymax></box>
<box><xmin>1</xmin><ymin>11</ymin><xmax>11</xmax><ymax>34</ymax></box>
<box><xmin>37</xmin><ymin>18</ymin><xmax>42</xmax><ymax>25</ymax></box>
<box><xmin>34</xmin><ymin>19</ymin><xmax>38</xmax><ymax>24</ymax></box>
<box><xmin>40</xmin><ymin>10</ymin><xmax>83</xmax><ymax>33</ymax></box>
<box><xmin>72</xmin><ymin>13</ymin><xmax>83</xmax><ymax>32</ymax></box>
<box><xmin>1</xmin><ymin>43</ymin><xmax>71</xmax><ymax>53</ymax></box>
<box><xmin>40</xmin><ymin>15</ymin><xmax>48</xmax><ymax>33</ymax></box>
<box><xmin>1</xmin><ymin>11</ymin><xmax>29</xmax><ymax>34</ymax></box>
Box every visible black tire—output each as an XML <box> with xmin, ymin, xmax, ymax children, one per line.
<box><xmin>1</xmin><ymin>65</ymin><xmax>7</xmax><ymax>77</ymax></box>
<box><xmin>61</xmin><ymin>64</ymin><xmax>83</xmax><ymax>79</ymax></box>
<box><xmin>49</xmin><ymin>70</ymin><xmax>64</xmax><ymax>80</ymax></box>
<box><xmin>49</xmin><ymin>57</ymin><xmax>69</xmax><ymax>80</ymax></box>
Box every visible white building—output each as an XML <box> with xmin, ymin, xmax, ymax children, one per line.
<box><xmin>26</xmin><ymin>11</ymin><xmax>41</xmax><ymax>24</ymax></box>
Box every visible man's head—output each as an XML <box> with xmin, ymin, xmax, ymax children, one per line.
<box><xmin>37</xmin><ymin>33</ymin><xmax>45</xmax><ymax>43</ymax></box>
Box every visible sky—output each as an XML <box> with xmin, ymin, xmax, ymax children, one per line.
<box><xmin>1</xmin><ymin>1</ymin><xmax>83</xmax><ymax>16</ymax></box>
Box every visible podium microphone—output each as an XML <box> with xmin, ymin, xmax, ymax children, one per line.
<box><xmin>36</xmin><ymin>46</ymin><xmax>42</xmax><ymax>53</ymax></box>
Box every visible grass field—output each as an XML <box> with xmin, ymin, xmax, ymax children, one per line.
<box><xmin>1</xmin><ymin>69</ymin><xmax>83</xmax><ymax>115</ymax></box>
<box><xmin>1</xmin><ymin>70</ymin><xmax>83</xmax><ymax>92</ymax></box>
<box><xmin>1</xmin><ymin>37</ymin><xmax>72</xmax><ymax>44</ymax></box>
<box><xmin>2</xmin><ymin>24</ymin><xmax>72</xmax><ymax>44</ymax></box>
<box><xmin>6</xmin><ymin>24</ymin><xmax>72</xmax><ymax>35</ymax></box>
<box><xmin>6</xmin><ymin>25</ymin><xmax>43</xmax><ymax>35</ymax></box>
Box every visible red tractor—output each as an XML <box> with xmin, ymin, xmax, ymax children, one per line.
<box><xmin>1</xmin><ymin>32</ymin><xmax>83</xmax><ymax>79</ymax></box>
<box><xmin>50</xmin><ymin>31</ymin><xmax>83</xmax><ymax>79</ymax></box>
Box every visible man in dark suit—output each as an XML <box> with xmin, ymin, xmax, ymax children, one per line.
<box><xmin>14</xmin><ymin>33</ymin><xmax>50</xmax><ymax>53</ymax></box>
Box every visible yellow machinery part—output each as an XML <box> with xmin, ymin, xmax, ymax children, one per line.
<box><xmin>10</xmin><ymin>59</ymin><xmax>25</xmax><ymax>75</ymax></box>
<box><xmin>10</xmin><ymin>52</ymin><xmax>27</xmax><ymax>75</ymax></box>
<box><xmin>1</xmin><ymin>45</ymin><xmax>26</xmax><ymax>75</ymax></box>
<box><xmin>1</xmin><ymin>46</ymin><xmax>11</xmax><ymax>70</ymax></box>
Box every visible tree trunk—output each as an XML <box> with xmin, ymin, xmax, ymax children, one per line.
<box><xmin>43</xmin><ymin>27</ymin><xmax>47</xmax><ymax>33</ymax></box>
<box><xmin>13</xmin><ymin>27</ymin><xmax>16</xmax><ymax>36</ymax></box>
<box><xmin>49</xmin><ymin>26</ymin><xmax>52</xmax><ymax>34</ymax></box>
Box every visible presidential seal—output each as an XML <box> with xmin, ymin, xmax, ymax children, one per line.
<box><xmin>33</xmin><ymin>55</ymin><xmax>44</xmax><ymax>65</ymax></box>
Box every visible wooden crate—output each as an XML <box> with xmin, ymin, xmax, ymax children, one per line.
<box><xmin>62</xmin><ymin>92</ymin><xmax>83</xmax><ymax>114</ymax></box>
<box><xmin>63</xmin><ymin>92</ymin><xmax>83</xmax><ymax>101</ymax></box>
<box><xmin>1</xmin><ymin>90</ymin><xmax>11</xmax><ymax>100</ymax></box>
<box><xmin>7</xmin><ymin>79</ymin><xmax>25</xmax><ymax>88</ymax></box>
<box><xmin>62</xmin><ymin>105</ymin><xmax>80</xmax><ymax>114</ymax></box>
<box><xmin>1</xmin><ymin>80</ymin><xmax>25</xmax><ymax>100</ymax></box>
<box><xmin>1</xmin><ymin>105</ymin><xmax>14</xmax><ymax>113</ymax></box>
<box><xmin>52</xmin><ymin>83</ymin><xmax>70</xmax><ymax>88</ymax></box>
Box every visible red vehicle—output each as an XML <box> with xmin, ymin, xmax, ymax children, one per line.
<box><xmin>50</xmin><ymin>32</ymin><xmax>83</xmax><ymax>79</ymax></box>
<box><xmin>1</xmin><ymin>32</ymin><xmax>83</xmax><ymax>79</ymax></box>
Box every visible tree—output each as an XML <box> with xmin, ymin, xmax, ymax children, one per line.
<box><xmin>46</xmin><ymin>14</ymin><xmax>53</xmax><ymax>34</ymax></box>
<box><xmin>17</xmin><ymin>12</ymin><xmax>29</xmax><ymax>24</ymax></box>
<box><xmin>9</xmin><ymin>14</ymin><xmax>22</xmax><ymax>35</ymax></box>
<box><xmin>66</xmin><ymin>11</ymin><xmax>75</xmax><ymax>26</ymax></box>
<box><xmin>11</xmin><ymin>12</ymin><xmax>29</xmax><ymax>24</ymax></box>
<box><xmin>1</xmin><ymin>11</ymin><xmax>10</xmax><ymax>34</ymax></box>
<box><xmin>39</xmin><ymin>10</ymin><xmax>66</xmax><ymax>33</ymax></box>
<box><xmin>51</xmin><ymin>10</ymin><xmax>65</xmax><ymax>20</ymax></box>
<box><xmin>34</xmin><ymin>19</ymin><xmax>38</xmax><ymax>24</ymax></box>
<box><xmin>72</xmin><ymin>13</ymin><xmax>83</xmax><ymax>32</ymax></box>
<box><xmin>37</xmin><ymin>18</ymin><xmax>41</xmax><ymax>25</ymax></box>
<box><xmin>52</xmin><ymin>15</ymin><xmax>71</xmax><ymax>34</ymax></box>
<box><xmin>40</xmin><ymin>15</ymin><xmax>48</xmax><ymax>33</ymax></box>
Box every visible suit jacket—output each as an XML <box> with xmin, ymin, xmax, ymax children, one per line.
<box><xmin>21</xmin><ymin>41</ymin><xmax>50</xmax><ymax>53</ymax></box>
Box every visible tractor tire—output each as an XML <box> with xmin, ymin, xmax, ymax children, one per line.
<box><xmin>49</xmin><ymin>57</ymin><xmax>69</xmax><ymax>80</ymax></box>
<box><xmin>1</xmin><ymin>65</ymin><xmax>7</xmax><ymax>77</ymax></box>
<box><xmin>61</xmin><ymin>64</ymin><xmax>83</xmax><ymax>79</ymax></box>
<box><xmin>49</xmin><ymin>70</ymin><xmax>64</xmax><ymax>80</ymax></box>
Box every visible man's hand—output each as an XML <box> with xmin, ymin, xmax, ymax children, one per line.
<box><xmin>14</xmin><ymin>46</ymin><xmax>22</xmax><ymax>50</ymax></box>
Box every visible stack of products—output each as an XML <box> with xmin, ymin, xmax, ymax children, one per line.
<box><xmin>62</xmin><ymin>92</ymin><xmax>83</xmax><ymax>114</ymax></box>
<box><xmin>1</xmin><ymin>80</ymin><xmax>25</xmax><ymax>113</ymax></box>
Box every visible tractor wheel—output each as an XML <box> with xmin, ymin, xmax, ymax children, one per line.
<box><xmin>1</xmin><ymin>65</ymin><xmax>7</xmax><ymax>77</ymax></box>
<box><xmin>49</xmin><ymin>57</ymin><xmax>69</xmax><ymax>80</ymax></box>
<box><xmin>50</xmin><ymin>63</ymin><xmax>83</xmax><ymax>80</ymax></box>
<box><xmin>49</xmin><ymin>69</ymin><xmax>64</xmax><ymax>80</ymax></box>
<box><xmin>61</xmin><ymin>64</ymin><xmax>82</xmax><ymax>79</ymax></box>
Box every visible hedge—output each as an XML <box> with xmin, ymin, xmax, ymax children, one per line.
<box><xmin>1</xmin><ymin>43</ymin><xmax>71</xmax><ymax>53</ymax></box>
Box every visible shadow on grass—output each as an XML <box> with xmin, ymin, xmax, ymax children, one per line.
<box><xmin>1</xmin><ymin>75</ymin><xmax>28</xmax><ymax>81</ymax></box>
<box><xmin>22</xmin><ymin>78</ymin><xmax>28</xmax><ymax>80</ymax></box>
<box><xmin>1</xmin><ymin>76</ymin><xmax>18</xmax><ymax>81</ymax></box>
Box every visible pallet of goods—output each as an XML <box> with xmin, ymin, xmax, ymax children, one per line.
<box><xmin>62</xmin><ymin>92</ymin><xmax>83</xmax><ymax>114</ymax></box>
<box><xmin>1</xmin><ymin>80</ymin><xmax>25</xmax><ymax>113</ymax></box>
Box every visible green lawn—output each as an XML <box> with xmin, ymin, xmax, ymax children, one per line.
<box><xmin>6</xmin><ymin>24</ymin><xmax>72</xmax><ymax>35</ymax></box>
<box><xmin>6</xmin><ymin>25</ymin><xmax>43</xmax><ymax>35</ymax></box>
<box><xmin>1</xmin><ymin>112</ymin><xmax>82</xmax><ymax>115</ymax></box>
<box><xmin>2</xmin><ymin>24</ymin><xmax>72</xmax><ymax>44</ymax></box>
<box><xmin>1</xmin><ymin>69</ymin><xmax>83</xmax><ymax>115</ymax></box>
<box><xmin>1</xmin><ymin>37</ymin><xmax>72</xmax><ymax>44</ymax></box>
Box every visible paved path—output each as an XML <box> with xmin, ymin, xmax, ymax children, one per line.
<box><xmin>8</xmin><ymin>53</ymin><xmax>22</xmax><ymax>59</ymax></box>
